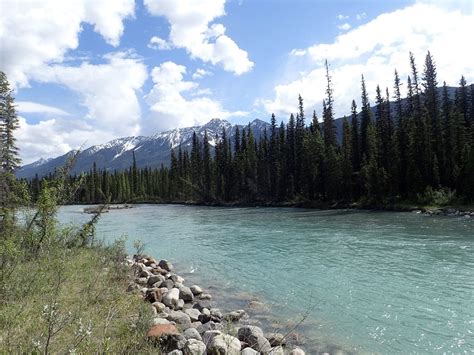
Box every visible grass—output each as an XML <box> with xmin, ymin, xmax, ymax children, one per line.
<box><xmin>0</xmin><ymin>238</ymin><xmax>156</xmax><ymax>354</ymax></box>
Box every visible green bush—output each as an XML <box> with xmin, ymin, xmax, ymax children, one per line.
<box><xmin>416</xmin><ymin>186</ymin><xmax>456</xmax><ymax>206</ymax></box>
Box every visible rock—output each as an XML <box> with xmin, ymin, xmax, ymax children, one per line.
<box><xmin>198</xmin><ymin>313</ymin><xmax>211</xmax><ymax>324</ymax></box>
<box><xmin>225</xmin><ymin>310</ymin><xmax>247</xmax><ymax>322</ymax></box>
<box><xmin>190</xmin><ymin>321</ymin><xmax>202</xmax><ymax>329</ymax></box>
<box><xmin>289</xmin><ymin>348</ymin><xmax>305</xmax><ymax>355</ymax></box>
<box><xmin>269</xmin><ymin>346</ymin><xmax>285</xmax><ymax>355</ymax></box>
<box><xmin>162</xmin><ymin>279</ymin><xmax>175</xmax><ymax>290</ymax></box>
<box><xmin>185</xmin><ymin>308</ymin><xmax>201</xmax><ymax>322</ymax></box>
<box><xmin>202</xmin><ymin>330</ymin><xmax>222</xmax><ymax>344</ymax></box>
<box><xmin>153</xmin><ymin>317</ymin><xmax>171</xmax><ymax>325</ymax></box>
<box><xmin>126</xmin><ymin>282</ymin><xmax>138</xmax><ymax>292</ymax></box>
<box><xmin>237</xmin><ymin>326</ymin><xmax>271</xmax><ymax>353</ymax></box>
<box><xmin>207</xmin><ymin>334</ymin><xmax>241</xmax><ymax>355</ymax></box>
<box><xmin>193</xmin><ymin>301</ymin><xmax>212</xmax><ymax>312</ymax></box>
<box><xmin>183</xmin><ymin>339</ymin><xmax>206</xmax><ymax>355</ymax></box>
<box><xmin>146</xmin><ymin>288</ymin><xmax>162</xmax><ymax>303</ymax></box>
<box><xmin>176</xmin><ymin>299</ymin><xmax>185</xmax><ymax>310</ymax></box>
<box><xmin>136</xmin><ymin>277</ymin><xmax>148</xmax><ymax>285</ymax></box>
<box><xmin>265</xmin><ymin>333</ymin><xmax>286</xmax><ymax>347</ymax></box>
<box><xmin>144</xmin><ymin>257</ymin><xmax>157</xmax><ymax>266</ymax></box>
<box><xmin>190</xmin><ymin>285</ymin><xmax>203</xmax><ymax>295</ymax></box>
<box><xmin>159</xmin><ymin>260</ymin><xmax>174</xmax><ymax>272</ymax></box>
<box><xmin>148</xmin><ymin>274</ymin><xmax>165</xmax><ymax>287</ymax></box>
<box><xmin>147</xmin><ymin>324</ymin><xmax>179</xmax><ymax>338</ymax></box>
<box><xmin>152</xmin><ymin>302</ymin><xmax>167</xmax><ymax>313</ymax></box>
<box><xmin>139</xmin><ymin>269</ymin><xmax>152</xmax><ymax>278</ymax></box>
<box><xmin>167</xmin><ymin>310</ymin><xmax>192</xmax><ymax>329</ymax></box>
<box><xmin>241</xmin><ymin>347</ymin><xmax>259</xmax><ymax>355</ymax></box>
<box><xmin>183</xmin><ymin>327</ymin><xmax>202</xmax><ymax>341</ymax></box>
<box><xmin>210</xmin><ymin>309</ymin><xmax>223</xmax><ymax>319</ymax></box>
<box><xmin>247</xmin><ymin>300</ymin><xmax>267</xmax><ymax>312</ymax></box>
<box><xmin>167</xmin><ymin>351</ymin><xmax>183</xmax><ymax>355</ymax></box>
<box><xmin>201</xmin><ymin>308</ymin><xmax>211</xmax><ymax>316</ymax></box>
<box><xmin>163</xmin><ymin>288</ymin><xmax>180</xmax><ymax>308</ymax></box>
<box><xmin>178</xmin><ymin>285</ymin><xmax>194</xmax><ymax>303</ymax></box>
<box><xmin>170</xmin><ymin>274</ymin><xmax>185</xmax><ymax>284</ymax></box>
<box><xmin>199</xmin><ymin>293</ymin><xmax>212</xmax><ymax>300</ymax></box>
<box><xmin>197</xmin><ymin>321</ymin><xmax>224</xmax><ymax>334</ymax></box>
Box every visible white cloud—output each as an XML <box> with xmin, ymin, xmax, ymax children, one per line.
<box><xmin>16</xmin><ymin>101</ymin><xmax>70</xmax><ymax>116</ymax></box>
<box><xmin>16</xmin><ymin>52</ymin><xmax>147</xmax><ymax>163</ymax></box>
<box><xmin>145</xmin><ymin>61</ymin><xmax>247</xmax><ymax>131</ymax></box>
<box><xmin>144</xmin><ymin>0</ymin><xmax>254</xmax><ymax>75</ymax></box>
<box><xmin>338</xmin><ymin>23</ymin><xmax>351</xmax><ymax>31</ymax></box>
<box><xmin>337</xmin><ymin>14</ymin><xmax>349</xmax><ymax>20</ymax></box>
<box><xmin>0</xmin><ymin>0</ymin><xmax>135</xmax><ymax>87</ymax></box>
<box><xmin>263</xmin><ymin>3</ymin><xmax>474</xmax><ymax>119</ymax></box>
<box><xmin>148</xmin><ymin>35</ymin><xmax>172</xmax><ymax>50</ymax></box>
<box><xmin>356</xmin><ymin>12</ymin><xmax>367</xmax><ymax>20</ymax></box>
<box><xmin>192</xmin><ymin>68</ymin><xmax>213</xmax><ymax>80</ymax></box>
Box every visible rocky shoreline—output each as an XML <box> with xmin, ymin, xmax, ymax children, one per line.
<box><xmin>413</xmin><ymin>207</ymin><xmax>474</xmax><ymax>217</ymax></box>
<box><xmin>127</xmin><ymin>254</ymin><xmax>307</xmax><ymax>355</ymax></box>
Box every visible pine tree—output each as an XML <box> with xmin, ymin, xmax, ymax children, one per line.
<box><xmin>360</xmin><ymin>74</ymin><xmax>372</xmax><ymax>159</ymax></box>
<box><xmin>322</xmin><ymin>60</ymin><xmax>337</xmax><ymax>148</ymax></box>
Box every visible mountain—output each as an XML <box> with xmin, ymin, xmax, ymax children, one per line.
<box><xmin>17</xmin><ymin>118</ymin><xmax>271</xmax><ymax>179</ymax></box>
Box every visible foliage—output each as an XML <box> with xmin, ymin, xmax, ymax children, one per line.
<box><xmin>416</xmin><ymin>186</ymin><xmax>456</xmax><ymax>206</ymax></box>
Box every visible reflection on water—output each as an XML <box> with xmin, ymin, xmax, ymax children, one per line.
<box><xmin>58</xmin><ymin>205</ymin><xmax>474</xmax><ymax>354</ymax></box>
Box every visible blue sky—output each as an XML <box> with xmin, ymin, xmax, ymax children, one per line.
<box><xmin>0</xmin><ymin>0</ymin><xmax>472</xmax><ymax>163</ymax></box>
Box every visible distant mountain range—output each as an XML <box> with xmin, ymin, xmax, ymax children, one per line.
<box><xmin>17</xmin><ymin>118</ymin><xmax>271</xmax><ymax>179</ymax></box>
<box><xmin>17</xmin><ymin>86</ymin><xmax>462</xmax><ymax>179</ymax></box>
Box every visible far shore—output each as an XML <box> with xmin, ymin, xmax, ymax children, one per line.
<box><xmin>75</xmin><ymin>200</ymin><xmax>474</xmax><ymax>217</ymax></box>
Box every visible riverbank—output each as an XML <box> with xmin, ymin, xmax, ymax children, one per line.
<box><xmin>128</xmin><ymin>253</ymin><xmax>307</xmax><ymax>355</ymax></box>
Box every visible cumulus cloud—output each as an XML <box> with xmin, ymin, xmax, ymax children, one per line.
<box><xmin>148</xmin><ymin>35</ymin><xmax>172</xmax><ymax>50</ymax></box>
<box><xmin>144</xmin><ymin>0</ymin><xmax>253</xmax><ymax>75</ymax></box>
<box><xmin>338</xmin><ymin>23</ymin><xmax>351</xmax><ymax>31</ymax></box>
<box><xmin>263</xmin><ymin>3</ymin><xmax>474</xmax><ymax>119</ymax></box>
<box><xmin>192</xmin><ymin>68</ymin><xmax>213</xmax><ymax>80</ymax></box>
<box><xmin>337</xmin><ymin>14</ymin><xmax>349</xmax><ymax>20</ymax></box>
<box><xmin>0</xmin><ymin>0</ymin><xmax>135</xmax><ymax>87</ymax></box>
<box><xmin>16</xmin><ymin>53</ymin><xmax>147</xmax><ymax>163</ymax></box>
<box><xmin>16</xmin><ymin>102</ymin><xmax>70</xmax><ymax>116</ymax></box>
<box><xmin>145</xmin><ymin>61</ymin><xmax>247</xmax><ymax>131</ymax></box>
<box><xmin>356</xmin><ymin>12</ymin><xmax>367</xmax><ymax>20</ymax></box>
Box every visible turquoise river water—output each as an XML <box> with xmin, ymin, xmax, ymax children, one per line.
<box><xmin>57</xmin><ymin>205</ymin><xmax>473</xmax><ymax>354</ymax></box>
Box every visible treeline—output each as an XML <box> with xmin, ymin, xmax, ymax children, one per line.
<box><xmin>30</xmin><ymin>52</ymin><xmax>474</xmax><ymax>205</ymax></box>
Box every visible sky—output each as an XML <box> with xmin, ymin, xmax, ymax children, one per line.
<box><xmin>0</xmin><ymin>0</ymin><xmax>472</xmax><ymax>164</ymax></box>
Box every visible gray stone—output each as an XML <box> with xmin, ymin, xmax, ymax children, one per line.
<box><xmin>185</xmin><ymin>308</ymin><xmax>201</xmax><ymax>322</ymax></box>
<box><xmin>207</xmin><ymin>334</ymin><xmax>241</xmax><ymax>355</ymax></box>
<box><xmin>241</xmin><ymin>347</ymin><xmax>259</xmax><ymax>355</ymax></box>
<box><xmin>237</xmin><ymin>326</ymin><xmax>271</xmax><ymax>353</ymax></box>
<box><xmin>163</xmin><ymin>288</ymin><xmax>180</xmax><ymax>308</ymax></box>
<box><xmin>176</xmin><ymin>299</ymin><xmax>185</xmax><ymax>310</ymax></box>
<box><xmin>159</xmin><ymin>259</ymin><xmax>174</xmax><ymax>271</ymax></box>
<box><xmin>226</xmin><ymin>310</ymin><xmax>247</xmax><ymax>322</ymax></box>
<box><xmin>153</xmin><ymin>317</ymin><xmax>171</xmax><ymax>325</ymax></box>
<box><xmin>152</xmin><ymin>302</ymin><xmax>167</xmax><ymax>313</ymax></box>
<box><xmin>183</xmin><ymin>339</ymin><xmax>206</xmax><ymax>355</ymax></box>
<box><xmin>162</xmin><ymin>279</ymin><xmax>175</xmax><ymax>290</ymax></box>
<box><xmin>199</xmin><ymin>293</ymin><xmax>212</xmax><ymax>300</ymax></box>
<box><xmin>178</xmin><ymin>285</ymin><xmax>194</xmax><ymax>303</ymax></box>
<box><xmin>167</xmin><ymin>350</ymin><xmax>183</xmax><ymax>355</ymax></box>
<box><xmin>190</xmin><ymin>285</ymin><xmax>203</xmax><ymax>296</ymax></box>
<box><xmin>289</xmin><ymin>348</ymin><xmax>305</xmax><ymax>355</ymax></box>
<box><xmin>198</xmin><ymin>313</ymin><xmax>211</xmax><ymax>324</ymax></box>
<box><xmin>193</xmin><ymin>301</ymin><xmax>212</xmax><ymax>312</ymax></box>
<box><xmin>197</xmin><ymin>321</ymin><xmax>224</xmax><ymax>334</ymax></box>
<box><xmin>148</xmin><ymin>274</ymin><xmax>165</xmax><ymax>286</ymax></box>
<box><xmin>167</xmin><ymin>310</ymin><xmax>192</xmax><ymax>328</ymax></box>
<box><xmin>183</xmin><ymin>327</ymin><xmax>202</xmax><ymax>341</ymax></box>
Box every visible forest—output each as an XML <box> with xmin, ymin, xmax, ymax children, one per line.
<box><xmin>28</xmin><ymin>52</ymin><xmax>474</xmax><ymax>206</ymax></box>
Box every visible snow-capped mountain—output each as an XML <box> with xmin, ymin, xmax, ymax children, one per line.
<box><xmin>17</xmin><ymin>118</ymin><xmax>271</xmax><ymax>179</ymax></box>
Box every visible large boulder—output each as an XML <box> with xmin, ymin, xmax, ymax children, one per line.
<box><xmin>162</xmin><ymin>279</ymin><xmax>175</xmax><ymax>290</ymax></box>
<box><xmin>289</xmin><ymin>348</ymin><xmax>305</xmax><ymax>355</ymax></box>
<box><xmin>153</xmin><ymin>317</ymin><xmax>171</xmax><ymax>325</ymax></box>
<box><xmin>148</xmin><ymin>274</ymin><xmax>165</xmax><ymax>287</ymax></box>
<box><xmin>237</xmin><ymin>326</ymin><xmax>271</xmax><ymax>353</ymax></box>
<box><xmin>265</xmin><ymin>333</ymin><xmax>286</xmax><ymax>347</ymax></box>
<box><xmin>193</xmin><ymin>301</ymin><xmax>212</xmax><ymax>312</ymax></box>
<box><xmin>163</xmin><ymin>288</ymin><xmax>180</xmax><ymax>308</ymax></box>
<box><xmin>207</xmin><ymin>334</ymin><xmax>241</xmax><ymax>355</ymax></box>
<box><xmin>241</xmin><ymin>348</ymin><xmax>259</xmax><ymax>355</ymax></box>
<box><xmin>159</xmin><ymin>260</ymin><xmax>174</xmax><ymax>271</ymax></box>
<box><xmin>269</xmin><ymin>346</ymin><xmax>285</xmax><ymax>355</ymax></box>
<box><xmin>225</xmin><ymin>310</ymin><xmax>246</xmax><ymax>322</ymax></box>
<box><xmin>182</xmin><ymin>339</ymin><xmax>206</xmax><ymax>355</ymax></box>
<box><xmin>178</xmin><ymin>285</ymin><xmax>194</xmax><ymax>303</ymax></box>
<box><xmin>147</xmin><ymin>324</ymin><xmax>179</xmax><ymax>338</ymax></box>
<box><xmin>167</xmin><ymin>310</ymin><xmax>192</xmax><ymax>329</ymax></box>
